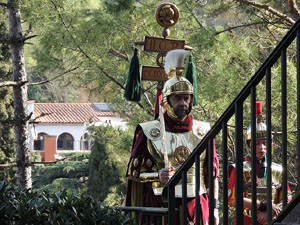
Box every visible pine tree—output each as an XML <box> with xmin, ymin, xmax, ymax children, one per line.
<box><xmin>0</xmin><ymin>9</ymin><xmax>16</xmax><ymax>182</ymax></box>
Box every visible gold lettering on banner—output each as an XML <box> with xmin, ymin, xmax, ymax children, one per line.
<box><xmin>143</xmin><ymin>36</ymin><xmax>185</xmax><ymax>52</ymax></box>
<box><xmin>141</xmin><ymin>66</ymin><xmax>168</xmax><ymax>81</ymax></box>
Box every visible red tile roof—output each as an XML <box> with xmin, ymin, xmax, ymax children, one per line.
<box><xmin>33</xmin><ymin>103</ymin><xmax>115</xmax><ymax>124</ymax></box>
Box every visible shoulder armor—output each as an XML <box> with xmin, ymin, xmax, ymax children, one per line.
<box><xmin>193</xmin><ymin>120</ymin><xmax>211</xmax><ymax>139</ymax></box>
<box><xmin>139</xmin><ymin>120</ymin><xmax>161</xmax><ymax>141</ymax></box>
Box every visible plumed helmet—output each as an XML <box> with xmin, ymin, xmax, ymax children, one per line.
<box><xmin>162</xmin><ymin>49</ymin><xmax>194</xmax><ymax>118</ymax></box>
<box><xmin>246</xmin><ymin>101</ymin><xmax>269</xmax><ymax>147</ymax></box>
<box><xmin>162</xmin><ymin>76</ymin><xmax>193</xmax><ymax>103</ymax></box>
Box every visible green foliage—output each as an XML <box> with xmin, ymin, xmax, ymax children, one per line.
<box><xmin>32</xmin><ymin>153</ymin><xmax>90</xmax><ymax>194</ymax></box>
<box><xmin>0</xmin><ymin>181</ymin><xmax>133</xmax><ymax>225</ymax></box>
<box><xmin>104</xmin><ymin>0</ymin><xmax>136</xmax><ymax>13</ymax></box>
<box><xmin>87</xmin><ymin>125</ymin><xmax>131</xmax><ymax>205</ymax></box>
<box><xmin>0</xmin><ymin>8</ymin><xmax>15</xmax><ymax>182</ymax></box>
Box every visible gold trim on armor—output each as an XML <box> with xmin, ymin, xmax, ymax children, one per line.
<box><xmin>133</xmin><ymin>170</ymin><xmax>138</xmax><ymax>178</ymax></box>
<box><xmin>173</xmin><ymin>146</ymin><xmax>191</xmax><ymax>164</ymax></box>
<box><xmin>139</xmin><ymin>172</ymin><xmax>159</xmax><ymax>182</ymax></box>
<box><xmin>133</xmin><ymin>158</ymin><xmax>139</xmax><ymax>167</ymax></box>
<box><xmin>146</xmin><ymin>159</ymin><xmax>153</xmax><ymax>168</ymax></box>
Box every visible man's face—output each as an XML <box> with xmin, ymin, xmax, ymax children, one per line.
<box><xmin>168</xmin><ymin>94</ymin><xmax>192</xmax><ymax>119</ymax></box>
<box><xmin>256</xmin><ymin>139</ymin><xmax>267</xmax><ymax>160</ymax></box>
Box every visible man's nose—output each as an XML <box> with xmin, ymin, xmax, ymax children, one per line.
<box><xmin>258</xmin><ymin>143</ymin><xmax>266</xmax><ymax>150</ymax></box>
<box><xmin>179</xmin><ymin>98</ymin><xmax>187</xmax><ymax>106</ymax></box>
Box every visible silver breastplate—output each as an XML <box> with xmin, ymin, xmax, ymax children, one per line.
<box><xmin>243</xmin><ymin>161</ymin><xmax>283</xmax><ymax>202</ymax></box>
<box><xmin>139</xmin><ymin>119</ymin><xmax>210</xmax><ymax>197</ymax></box>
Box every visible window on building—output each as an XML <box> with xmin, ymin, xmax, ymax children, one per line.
<box><xmin>80</xmin><ymin>133</ymin><xmax>92</xmax><ymax>150</ymax></box>
<box><xmin>34</xmin><ymin>132</ymin><xmax>48</xmax><ymax>150</ymax></box>
<box><xmin>57</xmin><ymin>133</ymin><xmax>74</xmax><ymax>150</ymax></box>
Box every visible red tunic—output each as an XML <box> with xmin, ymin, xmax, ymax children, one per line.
<box><xmin>125</xmin><ymin>113</ymin><xmax>219</xmax><ymax>225</ymax></box>
<box><xmin>228</xmin><ymin>156</ymin><xmax>290</xmax><ymax>225</ymax></box>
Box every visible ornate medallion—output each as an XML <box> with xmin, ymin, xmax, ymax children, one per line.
<box><xmin>155</xmin><ymin>3</ymin><xmax>179</xmax><ymax>28</ymax></box>
<box><xmin>174</xmin><ymin>146</ymin><xmax>191</xmax><ymax>164</ymax></box>
<box><xmin>149</xmin><ymin>127</ymin><xmax>161</xmax><ymax>138</ymax></box>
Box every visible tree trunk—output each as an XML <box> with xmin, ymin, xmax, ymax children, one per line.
<box><xmin>7</xmin><ymin>0</ymin><xmax>31</xmax><ymax>189</ymax></box>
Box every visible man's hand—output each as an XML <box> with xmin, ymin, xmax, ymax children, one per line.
<box><xmin>158</xmin><ymin>167</ymin><xmax>175</xmax><ymax>183</ymax></box>
<box><xmin>257</xmin><ymin>203</ymin><xmax>281</xmax><ymax>225</ymax></box>
<box><xmin>214</xmin><ymin>208</ymin><xmax>219</xmax><ymax>225</ymax></box>
<box><xmin>271</xmin><ymin>203</ymin><xmax>281</xmax><ymax>217</ymax></box>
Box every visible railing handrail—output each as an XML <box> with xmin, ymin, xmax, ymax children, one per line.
<box><xmin>164</xmin><ymin>18</ymin><xmax>300</xmax><ymax>189</ymax></box>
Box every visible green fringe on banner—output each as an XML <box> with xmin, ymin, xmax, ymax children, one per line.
<box><xmin>124</xmin><ymin>48</ymin><xmax>141</xmax><ymax>102</ymax></box>
<box><xmin>185</xmin><ymin>53</ymin><xmax>198</xmax><ymax>106</ymax></box>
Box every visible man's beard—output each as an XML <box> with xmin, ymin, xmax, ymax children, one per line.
<box><xmin>173</xmin><ymin>106</ymin><xmax>189</xmax><ymax>119</ymax></box>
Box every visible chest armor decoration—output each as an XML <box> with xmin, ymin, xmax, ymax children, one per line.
<box><xmin>243</xmin><ymin>161</ymin><xmax>283</xmax><ymax>203</ymax></box>
<box><xmin>139</xmin><ymin>119</ymin><xmax>210</xmax><ymax>198</ymax></box>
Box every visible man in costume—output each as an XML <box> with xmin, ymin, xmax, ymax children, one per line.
<box><xmin>228</xmin><ymin>101</ymin><xmax>289</xmax><ymax>225</ymax></box>
<box><xmin>124</xmin><ymin>49</ymin><xmax>219</xmax><ymax>225</ymax></box>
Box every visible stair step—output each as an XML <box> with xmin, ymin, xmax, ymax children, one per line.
<box><xmin>274</xmin><ymin>223</ymin><xmax>300</xmax><ymax>225</ymax></box>
<box><xmin>276</xmin><ymin>201</ymin><xmax>300</xmax><ymax>224</ymax></box>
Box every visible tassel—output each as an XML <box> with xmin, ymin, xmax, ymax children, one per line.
<box><xmin>185</xmin><ymin>53</ymin><xmax>198</xmax><ymax>106</ymax></box>
<box><xmin>124</xmin><ymin>48</ymin><xmax>141</xmax><ymax>101</ymax></box>
<box><xmin>153</xmin><ymin>88</ymin><xmax>162</xmax><ymax>119</ymax></box>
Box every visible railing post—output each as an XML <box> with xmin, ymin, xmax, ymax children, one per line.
<box><xmin>281</xmin><ymin>48</ymin><xmax>288</xmax><ymax>207</ymax></box>
<box><xmin>182</xmin><ymin>170</ymin><xmax>187</xmax><ymax>225</ymax></box>
<box><xmin>297</xmin><ymin>28</ymin><xmax>300</xmax><ymax>190</ymax></box>
<box><xmin>168</xmin><ymin>185</ymin><xmax>176</xmax><ymax>225</ymax></box>
<box><xmin>208</xmin><ymin>138</ymin><xmax>214</xmax><ymax>225</ymax></box>
<box><xmin>222</xmin><ymin>121</ymin><xmax>228</xmax><ymax>225</ymax></box>
<box><xmin>195</xmin><ymin>154</ymin><xmax>201</xmax><ymax>225</ymax></box>
<box><xmin>266</xmin><ymin>66</ymin><xmax>272</xmax><ymax>224</ymax></box>
<box><xmin>251</xmin><ymin>86</ymin><xmax>257</xmax><ymax>225</ymax></box>
<box><xmin>235</xmin><ymin>101</ymin><xmax>244</xmax><ymax>224</ymax></box>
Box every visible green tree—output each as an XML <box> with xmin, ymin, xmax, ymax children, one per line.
<box><xmin>88</xmin><ymin>125</ymin><xmax>132</xmax><ymax>205</ymax></box>
<box><xmin>0</xmin><ymin>7</ymin><xmax>15</xmax><ymax>182</ymax></box>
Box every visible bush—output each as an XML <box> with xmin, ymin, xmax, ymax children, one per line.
<box><xmin>0</xmin><ymin>181</ymin><xmax>133</xmax><ymax>225</ymax></box>
<box><xmin>32</xmin><ymin>153</ymin><xmax>90</xmax><ymax>194</ymax></box>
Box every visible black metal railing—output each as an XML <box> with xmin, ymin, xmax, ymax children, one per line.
<box><xmin>162</xmin><ymin>19</ymin><xmax>300</xmax><ymax>225</ymax></box>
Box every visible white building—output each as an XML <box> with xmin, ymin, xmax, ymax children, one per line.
<box><xmin>27</xmin><ymin>101</ymin><xmax>127</xmax><ymax>161</ymax></box>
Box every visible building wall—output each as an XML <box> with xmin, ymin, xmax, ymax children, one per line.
<box><xmin>29</xmin><ymin>117</ymin><xmax>128</xmax><ymax>151</ymax></box>
<box><xmin>30</xmin><ymin>123</ymin><xmax>86</xmax><ymax>150</ymax></box>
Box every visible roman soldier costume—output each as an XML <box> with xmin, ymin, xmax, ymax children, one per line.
<box><xmin>125</xmin><ymin>49</ymin><xmax>219</xmax><ymax>225</ymax></box>
<box><xmin>228</xmin><ymin>101</ymin><xmax>290</xmax><ymax>225</ymax></box>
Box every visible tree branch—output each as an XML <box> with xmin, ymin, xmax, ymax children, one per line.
<box><xmin>185</xmin><ymin>2</ymin><xmax>207</xmax><ymax>31</ymax></box>
<box><xmin>0</xmin><ymin>80</ymin><xmax>27</xmax><ymax>88</ymax></box>
<box><xmin>235</xmin><ymin>0</ymin><xmax>295</xmax><ymax>25</ymax></box>
<box><xmin>0</xmin><ymin>157</ymin><xmax>68</xmax><ymax>168</ymax></box>
<box><xmin>23</xmin><ymin>35</ymin><xmax>38</xmax><ymax>42</ymax></box>
<box><xmin>215</xmin><ymin>21</ymin><xmax>267</xmax><ymax>35</ymax></box>
<box><xmin>0</xmin><ymin>3</ymin><xmax>8</xmax><ymax>7</ymax></box>
<box><xmin>0</xmin><ymin>38</ymin><xmax>11</xmax><ymax>44</ymax></box>
<box><xmin>109</xmin><ymin>48</ymin><xmax>129</xmax><ymax>62</ymax></box>
<box><xmin>28</xmin><ymin>67</ymin><xmax>78</xmax><ymax>86</ymax></box>
<box><xmin>288</xmin><ymin>0</ymin><xmax>300</xmax><ymax>20</ymax></box>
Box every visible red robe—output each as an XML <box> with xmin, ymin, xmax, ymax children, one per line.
<box><xmin>125</xmin><ymin>113</ymin><xmax>219</xmax><ymax>225</ymax></box>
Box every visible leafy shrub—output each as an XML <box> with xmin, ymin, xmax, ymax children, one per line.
<box><xmin>32</xmin><ymin>153</ymin><xmax>90</xmax><ymax>194</ymax></box>
<box><xmin>0</xmin><ymin>181</ymin><xmax>133</xmax><ymax>225</ymax></box>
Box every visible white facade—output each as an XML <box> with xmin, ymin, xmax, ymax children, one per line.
<box><xmin>28</xmin><ymin>102</ymin><xmax>128</xmax><ymax>151</ymax></box>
